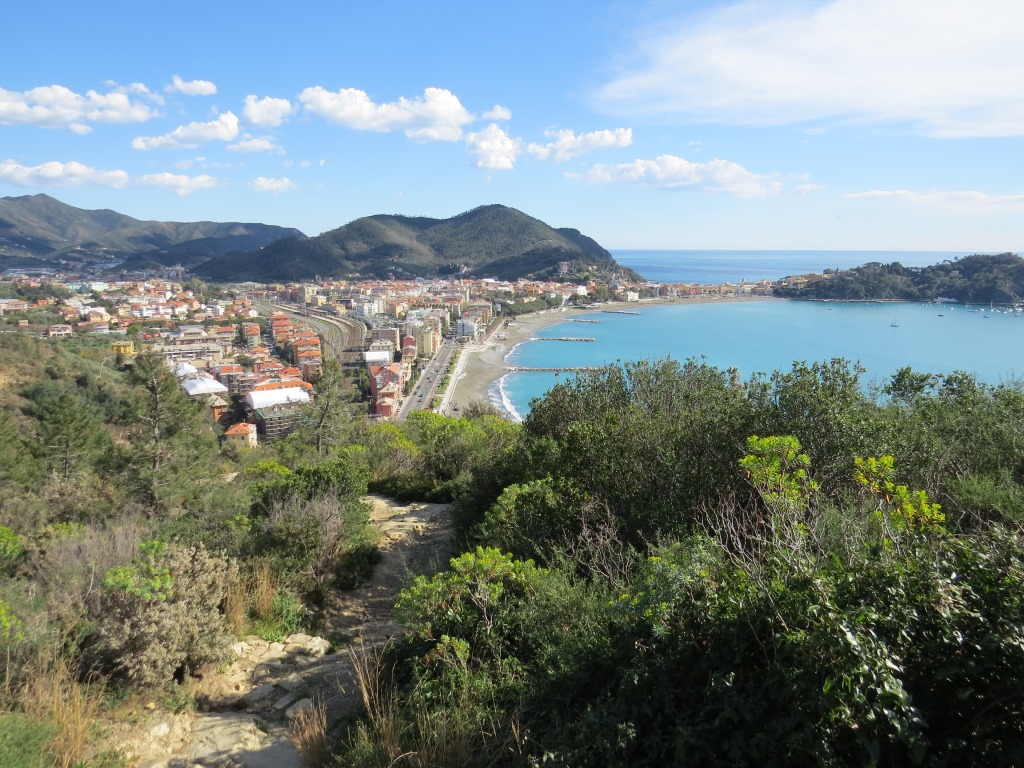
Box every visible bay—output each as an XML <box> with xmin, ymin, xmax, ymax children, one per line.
<box><xmin>492</xmin><ymin>299</ymin><xmax>1024</xmax><ymax>422</ymax></box>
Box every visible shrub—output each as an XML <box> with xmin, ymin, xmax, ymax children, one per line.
<box><xmin>0</xmin><ymin>525</ymin><xmax>23</xmax><ymax>574</ymax></box>
<box><xmin>88</xmin><ymin>542</ymin><xmax>238</xmax><ymax>688</ymax></box>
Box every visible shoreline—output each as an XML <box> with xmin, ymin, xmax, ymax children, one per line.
<box><xmin>445</xmin><ymin>295</ymin><xmax>778</xmax><ymax>417</ymax></box>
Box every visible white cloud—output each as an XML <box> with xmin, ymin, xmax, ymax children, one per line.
<box><xmin>586</xmin><ymin>154</ymin><xmax>781</xmax><ymax>197</ymax></box>
<box><xmin>849</xmin><ymin>189</ymin><xmax>1024</xmax><ymax>212</ymax></box>
<box><xmin>0</xmin><ymin>85</ymin><xmax>158</xmax><ymax>130</ymax></box>
<box><xmin>528</xmin><ymin>127</ymin><xmax>633</xmax><ymax>162</ymax></box>
<box><xmin>132</xmin><ymin>112</ymin><xmax>240</xmax><ymax>150</ymax></box>
<box><xmin>249</xmin><ymin>176</ymin><xmax>296</xmax><ymax>193</ymax></box>
<box><xmin>797</xmin><ymin>183</ymin><xmax>826</xmax><ymax>194</ymax></box>
<box><xmin>137</xmin><ymin>172</ymin><xmax>217</xmax><ymax>195</ymax></box>
<box><xmin>0</xmin><ymin>159</ymin><xmax>129</xmax><ymax>188</ymax></box>
<box><xmin>243</xmin><ymin>95</ymin><xmax>294</xmax><ymax>128</ymax></box>
<box><xmin>168</xmin><ymin>75</ymin><xmax>217</xmax><ymax>96</ymax></box>
<box><xmin>104</xmin><ymin>81</ymin><xmax>165</xmax><ymax>105</ymax></box>
<box><xmin>227</xmin><ymin>135</ymin><xmax>280</xmax><ymax>153</ymax></box>
<box><xmin>483</xmin><ymin>105</ymin><xmax>512</xmax><ymax>121</ymax></box>
<box><xmin>464</xmin><ymin>124</ymin><xmax>521</xmax><ymax>170</ymax></box>
<box><xmin>299</xmin><ymin>86</ymin><xmax>473</xmax><ymax>141</ymax></box>
<box><xmin>597</xmin><ymin>0</ymin><xmax>1024</xmax><ymax>137</ymax></box>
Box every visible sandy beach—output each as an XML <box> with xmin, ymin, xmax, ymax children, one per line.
<box><xmin>446</xmin><ymin>296</ymin><xmax>778</xmax><ymax>416</ymax></box>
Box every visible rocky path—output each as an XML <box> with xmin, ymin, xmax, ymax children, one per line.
<box><xmin>124</xmin><ymin>495</ymin><xmax>454</xmax><ymax>768</ymax></box>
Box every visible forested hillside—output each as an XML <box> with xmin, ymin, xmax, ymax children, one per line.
<box><xmin>3</xmin><ymin>333</ymin><xmax>1024</xmax><ymax>766</ymax></box>
<box><xmin>198</xmin><ymin>204</ymin><xmax>637</xmax><ymax>282</ymax></box>
<box><xmin>777</xmin><ymin>252</ymin><xmax>1024</xmax><ymax>303</ymax></box>
<box><xmin>0</xmin><ymin>193</ymin><xmax>305</xmax><ymax>270</ymax></box>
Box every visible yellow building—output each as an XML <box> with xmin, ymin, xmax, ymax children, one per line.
<box><xmin>112</xmin><ymin>339</ymin><xmax>135</xmax><ymax>356</ymax></box>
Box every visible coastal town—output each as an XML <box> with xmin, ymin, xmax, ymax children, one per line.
<box><xmin>0</xmin><ymin>264</ymin><xmax>787</xmax><ymax>444</ymax></box>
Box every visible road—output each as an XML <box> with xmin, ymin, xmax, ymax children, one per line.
<box><xmin>397</xmin><ymin>339</ymin><xmax>456</xmax><ymax>420</ymax></box>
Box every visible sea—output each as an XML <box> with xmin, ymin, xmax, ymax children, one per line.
<box><xmin>489</xmin><ymin>250</ymin><xmax>1024</xmax><ymax>421</ymax></box>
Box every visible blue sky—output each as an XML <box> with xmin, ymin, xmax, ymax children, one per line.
<box><xmin>2</xmin><ymin>0</ymin><xmax>1022</xmax><ymax>252</ymax></box>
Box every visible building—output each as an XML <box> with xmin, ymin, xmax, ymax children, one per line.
<box><xmin>244</xmin><ymin>387</ymin><xmax>311</xmax><ymax>441</ymax></box>
<box><xmin>223</xmin><ymin>422</ymin><xmax>258</xmax><ymax>448</ymax></box>
<box><xmin>46</xmin><ymin>324</ymin><xmax>74</xmax><ymax>338</ymax></box>
<box><xmin>456</xmin><ymin>317</ymin><xmax>478</xmax><ymax>339</ymax></box>
<box><xmin>111</xmin><ymin>339</ymin><xmax>135</xmax><ymax>356</ymax></box>
<box><xmin>367</xmin><ymin>363</ymin><xmax>404</xmax><ymax>418</ymax></box>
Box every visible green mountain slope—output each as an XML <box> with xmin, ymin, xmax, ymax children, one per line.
<box><xmin>776</xmin><ymin>253</ymin><xmax>1024</xmax><ymax>304</ymax></box>
<box><xmin>0</xmin><ymin>193</ymin><xmax>306</xmax><ymax>269</ymax></box>
<box><xmin>198</xmin><ymin>204</ymin><xmax>637</xmax><ymax>282</ymax></box>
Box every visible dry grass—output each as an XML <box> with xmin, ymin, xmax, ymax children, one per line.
<box><xmin>350</xmin><ymin>640</ymin><xmax>406</xmax><ymax>761</ymax></box>
<box><xmin>251</xmin><ymin>558</ymin><xmax>278</xmax><ymax>621</ymax></box>
<box><xmin>224</xmin><ymin>572</ymin><xmax>248</xmax><ymax>637</ymax></box>
<box><xmin>19</xmin><ymin>654</ymin><xmax>104</xmax><ymax>768</ymax></box>
<box><xmin>346</xmin><ymin>640</ymin><xmax>526</xmax><ymax>768</ymax></box>
<box><xmin>290</xmin><ymin>697</ymin><xmax>330</xmax><ymax>768</ymax></box>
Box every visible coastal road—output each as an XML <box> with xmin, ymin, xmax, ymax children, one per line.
<box><xmin>397</xmin><ymin>340</ymin><xmax>456</xmax><ymax>420</ymax></box>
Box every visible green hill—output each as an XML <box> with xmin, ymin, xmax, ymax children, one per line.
<box><xmin>197</xmin><ymin>204</ymin><xmax>638</xmax><ymax>282</ymax></box>
<box><xmin>776</xmin><ymin>252</ymin><xmax>1024</xmax><ymax>304</ymax></box>
<box><xmin>0</xmin><ymin>193</ymin><xmax>305</xmax><ymax>270</ymax></box>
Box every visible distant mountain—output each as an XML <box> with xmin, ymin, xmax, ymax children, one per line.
<box><xmin>0</xmin><ymin>194</ymin><xmax>306</xmax><ymax>270</ymax></box>
<box><xmin>197</xmin><ymin>204</ymin><xmax>638</xmax><ymax>282</ymax></box>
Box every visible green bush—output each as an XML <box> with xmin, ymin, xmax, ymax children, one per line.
<box><xmin>247</xmin><ymin>588</ymin><xmax>306</xmax><ymax>642</ymax></box>
<box><xmin>88</xmin><ymin>542</ymin><xmax>238</xmax><ymax>688</ymax></box>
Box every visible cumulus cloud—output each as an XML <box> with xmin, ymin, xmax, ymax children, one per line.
<box><xmin>299</xmin><ymin>86</ymin><xmax>473</xmax><ymax>141</ymax></box>
<box><xmin>0</xmin><ymin>85</ymin><xmax>158</xmax><ymax>130</ymax></box>
<box><xmin>227</xmin><ymin>135</ymin><xmax>280</xmax><ymax>153</ymax></box>
<box><xmin>483</xmin><ymin>105</ymin><xmax>512</xmax><ymax>121</ymax></box>
<box><xmin>464</xmin><ymin>124</ymin><xmax>521</xmax><ymax>170</ymax></box>
<box><xmin>249</xmin><ymin>176</ymin><xmax>296</xmax><ymax>193</ymax></box>
<box><xmin>849</xmin><ymin>189</ymin><xmax>1024</xmax><ymax>212</ymax></box>
<box><xmin>0</xmin><ymin>159</ymin><xmax>129</xmax><ymax>188</ymax></box>
<box><xmin>132</xmin><ymin>112</ymin><xmax>240</xmax><ymax>150</ymax></box>
<box><xmin>168</xmin><ymin>75</ymin><xmax>217</xmax><ymax>96</ymax></box>
<box><xmin>104</xmin><ymin>81</ymin><xmax>165</xmax><ymax>105</ymax></box>
<box><xmin>137</xmin><ymin>172</ymin><xmax>217</xmax><ymax>195</ymax></box>
<box><xmin>243</xmin><ymin>95</ymin><xmax>294</xmax><ymax>128</ymax></box>
<box><xmin>596</xmin><ymin>0</ymin><xmax>1024</xmax><ymax>137</ymax></box>
<box><xmin>528</xmin><ymin>127</ymin><xmax>633</xmax><ymax>162</ymax></box>
<box><xmin>586</xmin><ymin>154</ymin><xmax>781</xmax><ymax>197</ymax></box>
<box><xmin>797</xmin><ymin>183</ymin><xmax>826</xmax><ymax>194</ymax></box>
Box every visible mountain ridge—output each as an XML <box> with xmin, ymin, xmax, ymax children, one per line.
<box><xmin>198</xmin><ymin>204</ymin><xmax>637</xmax><ymax>282</ymax></box>
<box><xmin>0</xmin><ymin>193</ymin><xmax>306</xmax><ymax>269</ymax></box>
<box><xmin>0</xmin><ymin>195</ymin><xmax>636</xmax><ymax>283</ymax></box>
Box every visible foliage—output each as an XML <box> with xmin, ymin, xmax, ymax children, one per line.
<box><xmin>251</xmin><ymin>456</ymin><xmax>370</xmax><ymax>513</ymax></box>
<box><xmin>776</xmin><ymin>252</ymin><xmax>1024</xmax><ymax>304</ymax></box>
<box><xmin>0</xmin><ymin>525</ymin><xmax>24</xmax><ymax>575</ymax></box>
<box><xmin>88</xmin><ymin>543</ymin><xmax>237</xmax><ymax>688</ymax></box>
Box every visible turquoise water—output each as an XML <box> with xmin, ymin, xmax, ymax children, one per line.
<box><xmin>491</xmin><ymin>300</ymin><xmax>1024</xmax><ymax>421</ymax></box>
<box><xmin>612</xmin><ymin>249</ymin><xmax>981</xmax><ymax>285</ymax></box>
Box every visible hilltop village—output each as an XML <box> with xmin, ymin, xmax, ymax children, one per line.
<box><xmin>0</xmin><ymin>266</ymin><xmax>784</xmax><ymax>443</ymax></box>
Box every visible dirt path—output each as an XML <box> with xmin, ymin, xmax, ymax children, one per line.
<box><xmin>319</xmin><ymin>494</ymin><xmax>455</xmax><ymax>642</ymax></box>
<box><xmin>119</xmin><ymin>495</ymin><xmax>455</xmax><ymax>768</ymax></box>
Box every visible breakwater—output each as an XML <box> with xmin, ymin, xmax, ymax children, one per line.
<box><xmin>568</xmin><ymin>318</ymin><xmax>600</xmax><ymax>323</ymax></box>
<box><xmin>507</xmin><ymin>366</ymin><xmax>603</xmax><ymax>373</ymax></box>
<box><xmin>602</xmin><ymin>310</ymin><xmax>641</xmax><ymax>315</ymax></box>
<box><xmin>529</xmin><ymin>336</ymin><xmax>597</xmax><ymax>342</ymax></box>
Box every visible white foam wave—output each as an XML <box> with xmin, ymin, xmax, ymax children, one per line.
<box><xmin>490</xmin><ymin>372</ymin><xmax>523</xmax><ymax>423</ymax></box>
<box><xmin>504</xmin><ymin>338</ymin><xmax>537</xmax><ymax>366</ymax></box>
